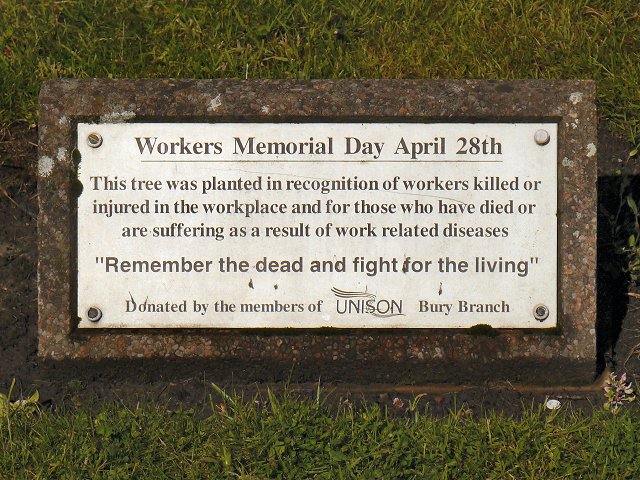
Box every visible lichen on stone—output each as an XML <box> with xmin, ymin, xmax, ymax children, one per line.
<box><xmin>569</xmin><ymin>92</ymin><xmax>583</xmax><ymax>104</ymax></box>
<box><xmin>208</xmin><ymin>94</ymin><xmax>222</xmax><ymax>112</ymax></box>
<box><xmin>38</xmin><ymin>155</ymin><xmax>54</xmax><ymax>177</ymax></box>
<box><xmin>99</xmin><ymin>110</ymin><xmax>136</xmax><ymax>123</ymax></box>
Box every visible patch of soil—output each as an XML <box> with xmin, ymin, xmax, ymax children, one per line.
<box><xmin>0</xmin><ymin>124</ymin><xmax>38</xmax><ymax>383</ymax></box>
<box><xmin>0</xmin><ymin>122</ymin><xmax>638</xmax><ymax>415</ymax></box>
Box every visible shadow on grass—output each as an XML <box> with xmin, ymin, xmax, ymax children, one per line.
<box><xmin>597</xmin><ymin>174</ymin><xmax>639</xmax><ymax>374</ymax></box>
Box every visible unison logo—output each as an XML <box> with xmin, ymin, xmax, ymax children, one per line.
<box><xmin>332</xmin><ymin>287</ymin><xmax>404</xmax><ymax>318</ymax></box>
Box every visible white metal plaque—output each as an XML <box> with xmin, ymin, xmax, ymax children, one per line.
<box><xmin>76</xmin><ymin>122</ymin><xmax>557</xmax><ymax>329</ymax></box>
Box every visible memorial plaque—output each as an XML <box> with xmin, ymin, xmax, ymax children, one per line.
<box><xmin>38</xmin><ymin>80</ymin><xmax>597</xmax><ymax>384</ymax></box>
<box><xmin>76</xmin><ymin>122</ymin><xmax>557</xmax><ymax>329</ymax></box>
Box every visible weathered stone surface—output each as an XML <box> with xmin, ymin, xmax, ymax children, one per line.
<box><xmin>38</xmin><ymin>79</ymin><xmax>597</xmax><ymax>384</ymax></box>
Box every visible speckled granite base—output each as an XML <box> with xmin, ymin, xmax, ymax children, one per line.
<box><xmin>38</xmin><ymin>80</ymin><xmax>597</xmax><ymax>384</ymax></box>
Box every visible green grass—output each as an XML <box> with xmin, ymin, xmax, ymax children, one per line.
<box><xmin>1</xmin><ymin>387</ymin><xmax>639</xmax><ymax>479</ymax></box>
<box><xmin>0</xmin><ymin>0</ymin><xmax>639</xmax><ymax>143</ymax></box>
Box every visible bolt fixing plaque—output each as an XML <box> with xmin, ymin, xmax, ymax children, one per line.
<box><xmin>534</xmin><ymin>129</ymin><xmax>550</xmax><ymax>146</ymax></box>
<box><xmin>87</xmin><ymin>132</ymin><xmax>103</xmax><ymax>148</ymax></box>
<box><xmin>87</xmin><ymin>307</ymin><xmax>102</xmax><ymax>322</ymax></box>
<box><xmin>533</xmin><ymin>304</ymin><xmax>549</xmax><ymax>321</ymax></box>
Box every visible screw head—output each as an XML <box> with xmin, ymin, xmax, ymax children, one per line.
<box><xmin>534</xmin><ymin>129</ymin><xmax>550</xmax><ymax>146</ymax></box>
<box><xmin>87</xmin><ymin>132</ymin><xmax>103</xmax><ymax>148</ymax></box>
<box><xmin>533</xmin><ymin>304</ymin><xmax>549</xmax><ymax>321</ymax></box>
<box><xmin>87</xmin><ymin>307</ymin><xmax>102</xmax><ymax>322</ymax></box>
